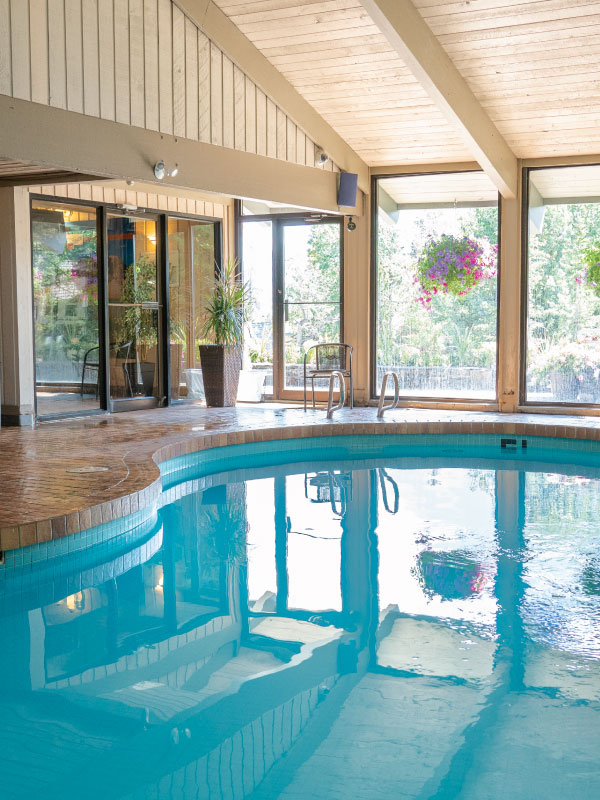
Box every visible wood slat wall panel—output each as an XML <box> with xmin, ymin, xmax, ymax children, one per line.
<box><xmin>130</xmin><ymin>0</ymin><xmax>146</xmax><ymax>128</ymax></box>
<box><xmin>98</xmin><ymin>0</ymin><xmax>115</xmax><ymax>120</ymax></box>
<box><xmin>144</xmin><ymin>0</ymin><xmax>160</xmax><ymax>131</ymax></box>
<box><xmin>185</xmin><ymin>17</ymin><xmax>199</xmax><ymax>140</ymax></box>
<box><xmin>82</xmin><ymin>0</ymin><xmax>100</xmax><ymax>116</ymax></box>
<box><xmin>0</xmin><ymin>0</ymin><xmax>11</xmax><ymax>97</ymax></box>
<box><xmin>26</xmin><ymin>181</ymin><xmax>230</xmax><ymax>221</ymax></box>
<box><xmin>10</xmin><ymin>0</ymin><xmax>31</xmax><ymax>101</ymax></box>
<box><xmin>1</xmin><ymin>0</ymin><xmax>341</xmax><ymax>176</ymax></box>
<box><xmin>65</xmin><ymin>0</ymin><xmax>84</xmax><ymax>114</ymax></box>
<box><xmin>48</xmin><ymin>0</ymin><xmax>67</xmax><ymax>109</ymax></box>
<box><xmin>113</xmin><ymin>0</ymin><xmax>131</xmax><ymax>125</ymax></box>
<box><xmin>245</xmin><ymin>79</ymin><xmax>256</xmax><ymax>153</ymax></box>
<box><xmin>157</xmin><ymin>0</ymin><xmax>173</xmax><ymax>134</ymax></box>
<box><xmin>222</xmin><ymin>55</ymin><xmax>235</xmax><ymax>148</ymax></box>
<box><xmin>234</xmin><ymin>65</ymin><xmax>246</xmax><ymax>150</ymax></box>
<box><xmin>198</xmin><ymin>30</ymin><xmax>211</xmax><ymax>143</ymax></box>
<box><xmin>172</xmin><ymin>3</ymin><xmax>186</xmax><ymax>137</ymax></box>
<box><xmin>29</xmin><ymin>0</ymin><xmax>49</xmax><ymax>105</ymax></box>
<box><xmin>210</xmin><ymin>42</ymin><xmax>223</xmax><ymax>146</ymax></box>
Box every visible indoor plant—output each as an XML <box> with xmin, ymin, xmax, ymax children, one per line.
<box><xmin>414</xmin><ymin>234</ymin><xmax>497</xmax><ymax>308</ymax></box>
<box><xmin>113</xmin><ymin>256</ymin><xmax>158</xmax><ymax>396</ymax></box>
<box><xmin>199</xmin><ymin>258</ymin><xmax>249</xmax><ymax>407</ymax></box>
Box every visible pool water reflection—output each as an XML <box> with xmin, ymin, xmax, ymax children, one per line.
<box><xmin>2</xmin><ymin>457</ymin><xmax>600</xmax><ymax>799</ymax></box>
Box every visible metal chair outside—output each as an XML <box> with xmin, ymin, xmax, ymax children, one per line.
<box><xmin>303</xmin><ymin>343</ymin><xmax>353</xmax><ymax>410</ymax></box>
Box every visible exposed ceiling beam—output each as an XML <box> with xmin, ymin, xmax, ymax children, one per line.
<box><xmin>359</xmin><ymin>0</ymin><xmax>518</xmax><ymax>198</ymax></box>
<box><xmin>0</xmin><ymin>96</ymin><xmax>361</xmax><ymax>215</ymax></box>
<box><xmin>175</xmin><ymin>0</ymin><xmax>369</xmax><ymax>193</ymax></box>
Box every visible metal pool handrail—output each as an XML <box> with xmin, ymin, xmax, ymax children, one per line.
<box><xmin>377</xmin><ymin>372</ymin><xmax>400</xmax><ymax>418</ymax></box>
<box><xmin>326</xmin><ymin>371</ymin><xmax>346</xmax><ymax>419</ymax></box>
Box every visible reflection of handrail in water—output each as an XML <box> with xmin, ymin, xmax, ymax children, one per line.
<box><xmin>377</xmin><ymin>372</ymin><xmax>399</xmax><ymax>417</ymax></box>
<box><xmin>304</xmin><ymin>470</ymin><xmax>352</xmax><ymax>516</ymax></box>
<box><xmin>378</xmin><ymin>468</ymin><xmax>399</xmax><ymax>514</ymax></box>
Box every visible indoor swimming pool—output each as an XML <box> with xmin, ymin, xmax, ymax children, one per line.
<box><xmin>1</xmin><ymin>434</ymin><xmax>600</xmax><ymax>799</ymax></box>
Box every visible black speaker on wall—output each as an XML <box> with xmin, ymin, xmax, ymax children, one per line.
<box><xmin>338</xmin><ymin>172</ymin><xmax>358</xmax><ymax>208</ymax></box>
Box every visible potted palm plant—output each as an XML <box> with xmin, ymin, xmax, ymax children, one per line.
<box><xmin>199</xmin><ymin>258</ymin><xmax>249</xmax><ymax>407</ymax></box>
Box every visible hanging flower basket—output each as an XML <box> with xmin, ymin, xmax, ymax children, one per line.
<box><xmin>414</xmin><ymin>234</ymin><xmax>497</xmax><ymax>309</ymax></box>
<box><xmin>578</xmin><ymin>242</ymin><xmax>600</xmax><ymax>296</ymax></box>
<box><xmin>413</xmin><ymin>550</ymin><xmax>487</xmax><ymax>600</ymax></box>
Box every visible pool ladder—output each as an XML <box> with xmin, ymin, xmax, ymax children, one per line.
<box><xmin>377</xmin><ymin>372</ymin><xmax>400</xmax><ymax>418</ymax></box>
<box><xmin>326</xmin><ymin>371</ymin><xmax>346</xmax><ymax>419</ymax></box>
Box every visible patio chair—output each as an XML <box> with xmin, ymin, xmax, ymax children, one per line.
<box><xmin>303</xmin><ymin>343</ymin><xmax>353</xmax><ymax>410</ymax></box>
<box><xmin>81</xmin><ymin>342</ymin><xmax>133</xmax><ymax>398</ymax></box>
<box><xmin>81</xmin><ymin>345</ymin><xmax>101</xmax><ymax>397</ymax></box>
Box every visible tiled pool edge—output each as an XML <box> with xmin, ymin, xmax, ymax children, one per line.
<box><xmin>3</xmin><ymin>416</ymin><xmax>600</xmax><ymax>556</ymax></box>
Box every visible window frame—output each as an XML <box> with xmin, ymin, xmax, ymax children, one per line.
<box><xmin>369</xmin><ymin>170</ymin><xmax>502</xmax><ymax>404</ymax></box>
<box><xmin>520</xmin><ymin>163</ymin><xmax>600</xmax><ymax>409</ymax></box>
<box><xmin>29</xmin><ymin>192</ymin><xmax>222</xmax><ymax>419</ymax></box>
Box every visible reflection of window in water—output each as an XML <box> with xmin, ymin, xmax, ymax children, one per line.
<box><xmin>286</xmin><ymin>474</ymin><xmax>343</xmax><ymax>613</ymax></box>
<box><xmin>376</xmin><ymin>468</ymin><xmax>497</xmax><ymax>628</ymax></box>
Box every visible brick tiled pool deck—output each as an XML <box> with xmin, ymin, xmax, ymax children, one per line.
<box><xmin>2</xmin><ymin>403</ymin><xmax>600</xmax><ymax>553</ymax></box>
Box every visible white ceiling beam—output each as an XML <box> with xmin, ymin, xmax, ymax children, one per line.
<box><xmin>175</xmin><ymin>0</ymin><xmax>369</xmax><ymax>193</ymax></box>
<box><xmin>358</xmin><ymin>0</ymin><xmax>518</xmax><ymax>198</ymax></box>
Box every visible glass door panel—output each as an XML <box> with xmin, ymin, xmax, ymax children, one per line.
<box><xmin>107</xmin><ymin>214</ymin><xmax>161</xmax><ymax>406</ymax></box>
<box><xmin>168</xmin><ymin>218</ymin><xmax>216</xmax><ymax>402</ymax></box>
<box><xmin>243</xmin><ymin>220</ymin><xmax>274</xmax><ymax>397</ymax></box>
<box><xmin>281</xmin><ymin>222</ymin><xmax>342</xmax><ymax>394</ymax></box>
<box><xmin>32</xmin><ymin>201</ymin><xmax>100</xmax><ymax>417</ymax></box>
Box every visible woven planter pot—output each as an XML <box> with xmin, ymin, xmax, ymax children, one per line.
<box><xmin>199</xmin><ymin>344</ymin><xmax>242</xmax><ymax>407</ymax></box>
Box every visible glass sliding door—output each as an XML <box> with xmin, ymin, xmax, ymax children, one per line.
<box><xmin>167</xmin><ymin>217</ymin><xmax>218</xmax><ymax>402</ymax></box>
<box><xmin>106</xmin><ymin>213</ymin><xmax>162</xmax><ymax>408</ymax></box>
<box><xmin>279</xmin><ymin>220</ymin><xmax>343</xmax><ymax>398</ymax></box>
<box><xmin>32</xmin><ymin>200</ymin><xmax>100</xmax><ymax>417</ymax></box>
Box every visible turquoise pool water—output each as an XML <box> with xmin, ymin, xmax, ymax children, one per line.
<box><xmin>2</xmin><ymin>434</ymin><xmax>600</xmax><ymax>799</ymax></box>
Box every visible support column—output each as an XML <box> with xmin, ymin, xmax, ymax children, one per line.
<box><xmin>343</xmin><ymin>193</ymin><xmax>371</xmax><ymax>404</ymax></box>
<box><xmin>497</xmin><ymin>174</ymin><xmax>523</xmax><ymax>412</ymax></box>
<box><xmin>0</xmin><ymin>186</ymin><xmax>35</xmax><ymax>425</ymax></box>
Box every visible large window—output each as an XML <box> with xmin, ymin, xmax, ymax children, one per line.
<box><xmin>525</xmin><ymin>165</ymin><xmax>600</xmax><ymax>404</ymax></box>
<box><xmin>374</xmin><ymin>172</ymin><xmax>499</xmax><ymax>400</ymax></box>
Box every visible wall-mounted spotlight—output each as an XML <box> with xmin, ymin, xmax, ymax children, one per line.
<box><xmin>154</xmin><ymin>161</ymin><xmax>179</xmax><ymax>180</ymax></box>
<box><xmin>347</xmin><ymin>216</ymin><xmax>356</xmax><ymax>232</ymax></box>
<box><xmin>315</xmin><ymin>148</ymin><xmax>329</xmax><ymax>166</ymax></box>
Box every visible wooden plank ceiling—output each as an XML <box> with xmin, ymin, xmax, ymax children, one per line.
<box><xmin>0</xmin><ymin>158</ymin><xmax>93</xmax><ymax>186</ymax></box>
<box><xmin>382</xmin><ymin>170</ymin><xmax>499</xmax><ymax>205</ymax></box>
<box><xmin>212</xmin><ymin>0</ymin><xmax>600</xmax><ymax>166</ymax></box>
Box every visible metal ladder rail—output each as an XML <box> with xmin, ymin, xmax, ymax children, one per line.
<box><xmin>377</xmin><ymin>372</ymin><xmax>400</xmax><ymax>418</ymax></box>
<box><xmin>326</xmin><ymin>371</ymin><xmax>346</xmax><ymax>419</ymax></box>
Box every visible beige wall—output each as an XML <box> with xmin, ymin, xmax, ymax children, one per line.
<box><xmin>0</xmin><ymin>0</ymin><xmax>341</xmax><ymax>175</ymax></box>
<box><xmin>0</xmin><ymin>187</ymin><xmax>35</xmax><ymax>423</ymax></box>
<box><xmin>0</xmin><ymin>180</ymin><xmax>234</xmax><ymax>422</ymax></box>
<box><xmin>29</xmin><ymin>179</ymin><xmax>235</xmax><ymax>260</ymax></box>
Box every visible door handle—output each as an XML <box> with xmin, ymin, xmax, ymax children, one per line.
<box><xmin>284</xmin><ymin>300</ymin><xmax>289</xmax><ymax>321</ymax></box>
